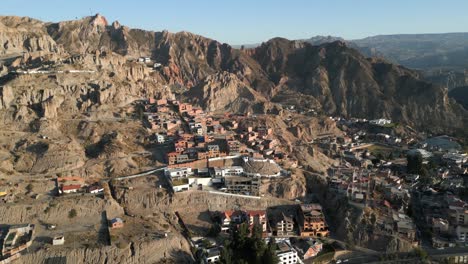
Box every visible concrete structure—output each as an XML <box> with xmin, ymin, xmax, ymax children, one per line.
<box><xmin>299</xmin><ymin>204</ymin><xmax>329</xmax><ymax>237</ymax></box>
<box><xmin>205</xmin><ymin>247</ymin><xmax>221</xmax><ymax>263</ymax></box>
<box><xmin>52</xmin><ymin>236</ymin><xmax>65</xmax><ymax>246</ymax></box>
<box><xmin>211</xmin><ymin>166</ymin><xmax>244</xmax><ymax>178</ymax></box>
<box><xmin>165</xmin><ymin>167</ymin><xmax>193</xmax><ymax>179</ymax></box>
<box><xmin>276</xmin><ymin>240</ymin><xmax>300</xmax><ymax>264</ymax></box>
<box><xmin>224</xmin><ymin>176</ymin><xmax>260</xmax><ymax>196</ymax></box>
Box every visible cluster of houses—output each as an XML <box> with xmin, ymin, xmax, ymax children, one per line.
<box><xmin>419</xmin><ymin>192</ymin><xmax>468</xmax><ymax>248</ymax></box>
<box><xmin>136</xmin><ymin>56</ymin><xmax>162</xmax><ymax>69</ymax></box>
<box><xmin>136</xmin><ymin>96</ymin><xmax>298</xmax><ymax>196</ymax></box>
<box><xmin>321</xmin><ymin>116</ymin><xmax>468</xmax><ymax>250</ymax></box>
<box><xmin>194</xmin><ymin>204</ymin><xmax>328</xmax><ymax>263</ymax></box>
<box><xmin>141</xmin><ymin>96</ymin><xmax>296</xmax><ymax>165</ymax></box>
<box><xmin>213</xmin><ymin>204</ymin><xmax>329</xmax><ymax>239</ymax></box>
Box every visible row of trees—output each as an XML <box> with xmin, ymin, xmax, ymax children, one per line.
<box><xmin>220</xmin><ymin>223</ymin><xmax>278</xmax><ymax>264</ymax></box>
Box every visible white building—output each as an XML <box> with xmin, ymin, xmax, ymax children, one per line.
<box><xmin>164</xmin><ymin>168</ymin><xmax>193</xmax><ymax>179</ymax></box>
<box><xmin>456</xmin><ymin>225</ymin><xmax>468</xmax><ymax>243</ymax></box>
<box><xmin>369</xmin><ymin>119</ymin><xmax>392</xmax><ymax>126</ymax></box>
<box><xmin>52</xmin><ymin>236</ymin><xmax>65</xmax><ymax>246</ymax></box>
<box><xmin>205</xmin><ymin>247</ymin><xmax>221</xmax><ymax>263</ymax></box>
<box><xmin>276</xmin><ymin>240</ymin><xmax>300</xmax><ymax>264</ymax></box>
<box><xmin>155</xmin><ymin>133</ymin><xmax>166</xmax><ymax>144</ymax></box>
<box><xmin>212</xmin><ymin>166</ymin><xmax>244</xmax><ymax>178</ymax></box>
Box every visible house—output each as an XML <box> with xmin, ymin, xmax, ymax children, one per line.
<box><xmin>176</xmin><ymin>154</ymin><xmax>190</xmax><ymax>164</ymax></box>
<box><xmin>110</xmin><ymin>218</ymin><xmax>124</xmax><ymax>229</ymax></box>
<box><xmin>455</xmin><ymin>225</ymin><xmax>468</xmax><ymax>243</ymax></box>
<box><xmin>227</xmin><ymin>140</ymin><xmax>242</xmax><ymax>154</ymax></box>
<box><xmin>88</xmin><ymin>184</ymin><xmax>104</xmax><ymax>194</ymax></box>
<box><xmin>60</xmin><ymin>184</ymin><xmax>81</xmax><ymax>194</ymax></box>
<box><xmin>207</xmin><ymin>145</ymin><xmax>220</xmax><ymax>158</ymax></box>
<box><xmin>52</xmin><ymin>236</ymin><xmax>65</xmax><ymax>246</ymax></box>
<box><xmin>178</xmin><ymin>103</ymin><xmax>193</xmax><ymax>113</ymax></box>
<box><xmin>165</xmin><ymin>167</ymin><xmax>193</xmax><ymax>179</ymax></box>
<box><xmin>205</xmin><ymin>247</ymin><xmax>221</xmax><ymax>263</ymax></box>
<box><xmin>167</xmin><ymin>152</ymin><xmax>179</xmax><ymax>165</ymax></box>
<box><xmin>292</xmin><ymin>239</ymin><xmax>323</xmax><ymax>260</ymax></box>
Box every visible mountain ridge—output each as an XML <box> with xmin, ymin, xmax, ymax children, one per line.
<box><xmin>0</xmin><ymin>14</ymin><xmax>466</xmax><ymax>135</ymax></box>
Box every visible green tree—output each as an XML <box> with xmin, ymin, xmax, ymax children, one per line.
<box><xmin>68</xmin><ymin>209</ymin><xmax>77</xmax><ymax>218</ymax></box>
<box><xmin>207</xmin><ymin>223</ymin><xmax>221</xmax><ymax>237</ymax></box>
<box><xmin>220</xmin><ymin>223</ymin><xmax>278</xmax><ymax>264</ymax></box>
<box><xmin>26</xmin><ymin>183</ymin><xmax>33</xmax><ymax>193</ymax></box>
<box><xmin>413</xmin><ymin>247</ymin><xmax>428</xmax><ymax>261</ymax></box>
<box><xmin>220</xmin><ymin>240</ymin><xmax>233</xmax><ymax>264</ymax></box>
<box><xmin>262</xmin><ymin>238</ymin><xmax>279</xmax><ymax>264</ymax></box>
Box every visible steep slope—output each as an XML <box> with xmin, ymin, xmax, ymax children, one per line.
<box><xmin>247</xmin><ymin>38</ymin><xmax>467</xmax><ymax>133</ymax></box>
<box><xmin>184</xmin><ymin>71</ymin><xmax>270</xmax><ymax>113</ymax></box>
<box><xmin>449</xmin><ymin>86</ymin><xmax>468</xmax><ymax>109</ymax></box>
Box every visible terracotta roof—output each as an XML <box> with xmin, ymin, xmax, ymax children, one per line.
<box><xmin>247</xmin><ymin>210</ymin><xmax>266</xmax><ymax>217</ymax></box>
<box><xmin>61</xmin><ymin>184</ymin><xmax>81</xmax><ymax>191</ymax></box>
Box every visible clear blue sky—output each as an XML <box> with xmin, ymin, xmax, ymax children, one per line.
<box><xmin>2</xmin><ymin>0</ymin><xmax>467</xmax><ymax>45</ymax></box>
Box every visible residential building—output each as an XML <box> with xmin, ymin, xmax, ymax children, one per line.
<box><xmin>292</xmin><ymin>239</ymin><xmax>323</xmax><ymax>260</ymax></box>
<box><xmin>207</xmin><ymin>145</ymin><xmax>220</xmax><ymax>158</ymax></box>
<box><xmin>165</xmin><ymin>168</ymin><xmax>193</xmax><ymax>179</ymax></box>
<box><xmin>224</xmin><ymin>176</ymin><xmax>259</xmax><ymax>196</ymax></box>
<box><xmin>176</xmin><ymin>154</ymin><xmax>190</xmax><ymax>164</ymax></box>
<box><xmin>299</xmin><ymin>204</ymin><xmax>329</xmax><ymax>237</ymax></box>
<box><xmin>455</xmin><ymin>225</ymin><xmax>468</xmax><ymax>243</ymax></box>
<box><xmin>211</xmin><ymin>166</ymin><xmax>244</xmax><ymax>178</ymax></box>
<box><xmin>273</xmin><ymin>213</ymin><xmax>295</xmax><ymax>236</ymax></box>
<box><xmin>227</xmin><ymin>140</ymin><xmax>242</xmax><ymax>154</ymax></box>
<box><xmin>88</xmin><ymin>184</ymin><xmax>104</xmax><ymax>194</ymax></box>
<box><xmin>205</xmin><ymin>247</ymin><xmax>221</xmax><ymax>263</ymax></box>
<box><xmin>247</xmin><ymin>210</ymin><xmax>268</xmax><ymax>233</ymax></box>
<box><xmin>276</xmin><ymin>240</ymin><xmax>300</xmax><ymax>264</ymax></box>
<box><xmin>60</xmin><ymin>184</ymin><xmax>81</xmax><ymax>194</ymax></box>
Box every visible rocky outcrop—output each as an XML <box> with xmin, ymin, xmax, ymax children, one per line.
<box><xmin>0</xmin><ymin>16</ymin><xmax>57</xmax><ymax>55</ymax></box>
<box><xmin>186</xmin><ymin>71</ymin><xmax>267</xmax><ymax>113</ymax></box>
<box><xmin>0</xmin><ymin>85</ymin><xmax>14</xmax><ymax>109</ymax></box>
